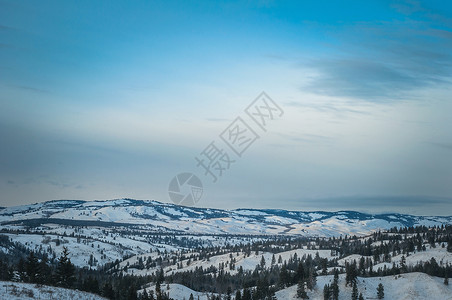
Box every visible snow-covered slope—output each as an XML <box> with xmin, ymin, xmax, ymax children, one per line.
<box><xmin>0</xmin><ymin>281</ymin><xmax>106</xmax><ymax>300</ymax></box>
<box><xmin>1</xmin><ymin>198</ymin><xmax>451</xmax><ymax>237</ymax></box>
<box><xmin>276</xmin><ymin>273</ymin><xmax>452</xmax><ymax>300</ymax></box>
<box><xmin>139</xmin><ymin>283</ymin><xmax>217</xmax><ymax>300</ymax></box>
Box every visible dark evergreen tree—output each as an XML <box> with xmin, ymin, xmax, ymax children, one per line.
<box><xmin>56</xmin><ymin>246</ymin><xmax>75</xmax><ymax>288</ymax></box>
<box><xmin>235</xmin><ymin>290</ymin><xmax>242</xmax><ymax>300</ymax></box>
<box><xmin>25</xmin><ymin>252</ymin><xmax>39</xmax><ymax>283</ymax></box>
<box><xmin>102</xmin><ymin>282</ymin><xmax>115</xmax><ymax>299</ymax></box>
<box><xmin>323</xmin><ymin>284</ymin><xmax>331</xmax><ymax>300</ymax></box>
<box><xmin>0</xmin><ymin>258</ymin><xmax>12</xmax><ymax>281</ymax></box>
<box><xmin>17</xmin><ymin>258</ymin><xmax>26</xmax><ymax>281</ymax></box>
<box><xmin>37</xmin><ymin>255</ymin><xmax>51</xmax><ymax>284</ymax></box>
<box><xmin>242</xmin><ymin>288</ymin><xmax>252</xmax><ymax>300</ymax></box>
<box><xmin>351</xmin><ymin>281</ymin><xmax>358</xmax><ymax>300</ymax></box>
<box><xmin>332</xmin><ymin>269</ymin><xmax>339</xmax><ymax>300</ymax></box>
<box><xmin>377</xmin><ymin>283</ymin><xmax>384</xmax><ymax>299</ymax></box>
<box><xmin>297</xmin><ymin>280</ymin><xmax>309</xmax><ymax>299</ymax></box>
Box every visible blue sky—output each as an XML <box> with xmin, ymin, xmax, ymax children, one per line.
<box><xmin>1</xmin><ymin>0</ymin><xmax>452</xmax><ymax>214</ymax></box>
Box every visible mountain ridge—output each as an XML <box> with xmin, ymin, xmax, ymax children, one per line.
<box><xmin>1</xmin><ymin>198</ymin><xmax>451</xmax><ymax>237</ymax></box>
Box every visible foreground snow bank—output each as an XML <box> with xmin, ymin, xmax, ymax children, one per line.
<box><xmin>0</xmin><ymin>281</ymin><xmax>106</xmax><ymax>300</ymax></box>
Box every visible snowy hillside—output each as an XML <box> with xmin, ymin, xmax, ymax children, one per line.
<box><xmin>275</xmin><ymin>273</ymin><xmax>452</xmax><ymax>300</ymax></box>
<box><xmin>0</xmin><ymin>281</ymin><xmax>107</xmax><ymax>300</ymax></box>
<box><xmin>1</xmin><ymin>198</ymin><xmax>451</xmax><ymax>237</ymax></box>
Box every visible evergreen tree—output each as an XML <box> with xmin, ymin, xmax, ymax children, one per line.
<box><xmin>0</xmin><ymin>258</ymin><xmax>12</xmax><ymax>281</ymax></box>
<box><xmin>345</xmin><ymin>262</ymin><xmax>358</xmax><ymax>286</ymax></box>
<box><xmin>297</xmin><ymin>280</ymin><xmax>309</xmax><ymax>299</ymax></box>
<box><xmin>445</xmin><ymin>274</ymin><xmax>449</xmax><ymax>285</ymax></box>
<box><xmin>141</xmin><ymin>289</ymin><xmax>150</xmax><ymax>300</ymax></box>
<box><xmin>323</xmin><ymin>284</ymin><xmax>331</xmax><ymax>300</ymax></box>
<box><xmin>17</xmin><ymin>258</ymin><xmax>26</xmax><ymax>281</ymax></box>
<box><xmin>358</xmin><ymin>293</ymin><xmax>364</xmax><ymax>300</ymax></box>
<box><xmin>25</xmin><ymin>252</ymin><xmax>39</xmax><ymax>283</ymax></box>
<box><xmin>102</xmin><ymin>282</ymin><xmax>115</xmax><ymax>299</ymax></box>
<box><xmin>351</xmin><ymin>281</ymin><xmax>358</xmax><ymax>300</ymax></box>
<box><xmin>235</xmin><ymin>290</ymin><xmax>242</xmax><ymax>300</ymax></box>
<box><xmin>128</xmin><ymin>285</ymin><xmax>138</xmax><ymax>300</ymax></box>
<box><xmin>37</xmin><ymin>256</ymin><xmax>51</xmax><ymax>284</ymax></box>
<box><xmin>189</xmin><ymin>293</ymin><xmax>194</xmax><ymax>300</ymax></box>
<box><xmin>242</xmin><ymin>288</ymin><xmax>252</xmax><ymax>300</ymax></box>
<box><xmin>332</xmin><ymin>269</ymin><xmax>339</xmax><ymax>300</ymax></box>
<box><xmin>56</xmin><ymin>247</ymin><xmax>75</xmax><ymax>288</ymax></box>
<box><xmin>377</xmin><ymin>283</ymin><xmax>384</xmax><ymax>299</ymax></box>
<box><xmin>156</xmin><ymin>280</ymin><xmax>162</xmax><ymax>300</ymax></box>
<box><xmin>306</xmin><ymin>270</ymin><xmax>317</xmax><ymax>290</ymax></box>
<box><xmin>260</xmin><ymin>255</ymin><xmax>266</xmax><ymax>268</ymax></box>
<box><xmin>296</xmin><ymin>262</ymin><xmax>305</xmax><ymax>283</ymax></box>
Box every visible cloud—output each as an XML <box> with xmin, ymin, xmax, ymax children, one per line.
<box><xmin>0</xmin><ymin>24</ymin><xmax>13</xmax><ymax>30</ymax></box>
<box><xmin>295</xmin><ymin>195</ymin><xmax>452</xmax><ymax>215</ymax></box>
<box><xmin>8</xmin><ymin>85</ymin><xmax>50</xmax><ymax>94</ymax></box>
<box><xmin>301</xmin><ymin>3</ymin><xmax>452</xmax><ymax>101</ymax></box>
<box><xmin>206</xmin><ymin>118</ymin><xmax>230</xmax><ymax>122</ymax></box>
<box><xmin>277</xmin><ymin>132</ymin><xmax>333</xmax><ymax>146</ymax></box>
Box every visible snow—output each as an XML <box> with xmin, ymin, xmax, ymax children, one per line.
<box><xmin>0</xmin><ymin>281</ymin><xmax>106</xmax><ymax>300</ymax></box>
<box><xmin>275</xmin><ymin>273</ymin><xmax>452</xmax><ymax>300</ymax></box>
<box><xmin>2</xmin><ymin>199</ymin><xmax>452</xmax><ymax>238</ymax></box>
<box><xmin>139</xmin><ymin>283</ymin><xmax>217</xmax><ymax>300</ymax></box>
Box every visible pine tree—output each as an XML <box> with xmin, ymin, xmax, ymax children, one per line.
<box><xmin>445</xmin><ymin>274</ymin><xmax>449</xmax><ymax>285</ymax></box>
<box><xmin>128</xmin><ymin>285</ymin><xmax>138</xmax><ymax>300</ymax></box>
<box><xmin>306</xmin><ymin>270</ymin><xmax>317</xmax><ymax>290</ymax></box>
<box><xmin>358</xmin><ymin>293</ymin><xmax>364</xmax><ymax>300</ymax></box>
<box><xmin>235</xmin><ymin>290</ymin><xmax>242</xmax><ymax>300</ymax></box>
<box><xmin>400</xmin><ymin>255</ymin><xmax>407</xmax><ymax>273</ymax></box>
<box><xmin>260</xmin><ymin>255</ymin><xmax>266</xmax><ymax>268</ymax></box>
<box><xmin>297</xmin><ymin>281</ymin><xmax>309</xmax><ymax>299</ymax></box>
<box><xmin>346</xmin><ymin>262</ymin><xmax>358</xmax><ymax>286</ymax></box>
<box><xmin>0</xmin><ymin>258</ymin><xmax>12</xmax><ymax>281</ymax></box>
<box><xmin>142</xmin><ymin>289</ymin><xmax>150</xmax><ymax>300</ymax></box>
<box><xmin>296</xmin><ymin>262</ymin><xmax>305</xmax><ymax>282</ymax></box>
<box><xmin>351</xmin><ymin>281</ymin><xmax>358</xmax><ymax>300</ymax></box>
<box><xmin>332</xmin><ymin>269</ymin><xmax>339</xmax><ymax>300</ymax></box>
<box><xmin>189</xmin><ymin>293</ymin><xmax>194</xmax><ymax>300</ymax></box>
<box><xmin>56</xmin><ymin>247</ymin><xmax>75</xmax><ymax>288</ymax></box>
<box><xmin>102</xmin><ymin>282</ymin><xmax>115</xmax><ymax>299</ymax></box>
<box><xmin>17</xmin><ymin>258</ymin><xmax>26</xmax><ymax>281</ymax></box>
<box><xmin>37</xmin><ymin>255</ymin><xmax>51</xmax><ymax>284</ymax></box>
<box><xmin>242</xmin><ymin>288</ymin><xmax>252</xmax><ymax>300</ymax></box>
<box><xmin>25</xmin><ymin>252</ymin><xmax>39</xmax><ymax>283</ymax></box>
<box><xmin>377</xmin><ymin>283</ymin><xmax>384</xmax><ymax>299</ymax></box>
<box><xmin>323</xmin><ymin>284</ymin><xmax>331</xmax><ymax>300</ymax></box>
<box><xmin>156</xmin><ymin>280</ymin><xmax>162</xmax><ymax>300</ymax></box>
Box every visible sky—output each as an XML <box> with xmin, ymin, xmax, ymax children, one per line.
<box><xmin>1</xmin><ymin>0</ymin><xmax>452</xmax><ymax>215</ymax></box>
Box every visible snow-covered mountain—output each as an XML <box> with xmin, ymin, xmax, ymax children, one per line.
<box><xmin>1</xmin><ymin>198</ymin><xmax>451</xmax><ymax>237</ymax></box>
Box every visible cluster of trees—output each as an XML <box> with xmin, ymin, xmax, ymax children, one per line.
<box><xmin>2</xmin><ymin>224</ymin><xmax>452</xmax><ymax>299</ymax></box>
<box><xmin>1</xmin><ymin>246</ymin><xmax>75</xmax><ymax>287</ymax></box>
